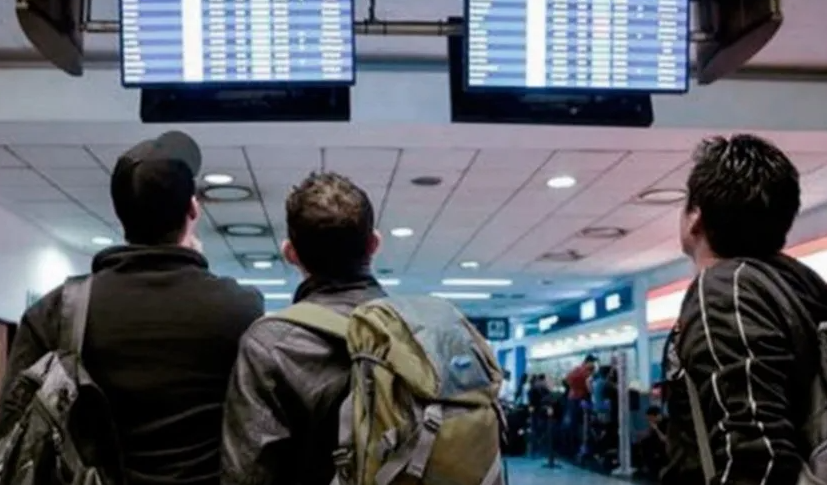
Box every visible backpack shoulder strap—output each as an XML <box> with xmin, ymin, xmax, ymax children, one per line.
<box><xmin>59</xmin><ymin>276</ymin><xmax>93</xmax><ymax>355</ymax></box>
<box><xmin>683</xmin><ymin>371</ymin><xmax>716</xmax><ymax>484</ymax></box>
<box><xmin>274</xmin><ymin>302</ymin><xmax>349</xmax><ymax>339</ymax></box>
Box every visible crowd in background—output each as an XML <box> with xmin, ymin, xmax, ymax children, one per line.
<box><xmin>499</xmin><ymin>354</ymin><xmax>668</xmax><ymax>480</ymax></box>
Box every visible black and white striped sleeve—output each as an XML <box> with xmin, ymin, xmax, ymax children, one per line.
<box><xmin>679</xmin><ymin>261</ymin><xmax>802</xmax><ymax>485</ymax></box>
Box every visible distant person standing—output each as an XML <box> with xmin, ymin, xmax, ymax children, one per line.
<box><xmin>564</xmin><ymin>355</ymin><xmax>597</xmax><ymax>455</ymax></box>
<box><xmin>0</xmin><ymin>131</ymin><xmax>264</xmax><ymax>485</ymax></box>
<box><xmin>528</xmin><ymin>374</ymin><xmax>550</xmax><ymax>458</ymax></box>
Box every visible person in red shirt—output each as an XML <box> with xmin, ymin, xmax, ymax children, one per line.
<box><xmin>563</xmin><ymin>355</ymin><xmax>598</xmax><ymax>456</ymax></box>
<box><xmin>566</xmin><ymin>355</ymin><xmax>597</xmax><ymax>400</ymax></box>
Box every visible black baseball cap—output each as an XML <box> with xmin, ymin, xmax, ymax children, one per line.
<box><xmin>111</xmin><ymin>131</ymin><xmax>203</xmax><ymax>244</ymax></box>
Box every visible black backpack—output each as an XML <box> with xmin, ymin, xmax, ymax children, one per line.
<box><xmin>0</xmin><ymin>276</ymin><xmax>122</xmax><ymax>485</ymax></box>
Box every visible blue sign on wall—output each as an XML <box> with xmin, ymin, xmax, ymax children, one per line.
<box><xmin>523</xmin><ymin>284</ymin><xmax>634</xmax><ymax>337</ymax></box>
<box><xmin>468</xmin><ymin>317</ymin><xmax>511</xmax><ymax>341</ymax></box>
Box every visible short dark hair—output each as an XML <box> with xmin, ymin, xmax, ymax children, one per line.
<box><xmin>112</xmin><ymin>159</ymin><xmax>195</xmax><ymax>245</ymax></box>
<box><xmin>686</xmin><ymin>134</ymin><xmax>800</xmax><ymax>258</ymax></box>
<box><xmin>646</xmin><ymin>405</ymin><xmax>662</xmax><ymax>417</ymax></box>
<box><xmin>584</xmin><ymin>354</ymin><xmax>598</xmax><ymax>364</ymax></box>
<box><xmin>286</xmin><ymin>172</ymin><xmax>375</xmax><ymax>277</ymax></box>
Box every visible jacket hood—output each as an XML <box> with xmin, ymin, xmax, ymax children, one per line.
<box><xmin>765</xmin><ymin>253</ymin><xmax>827</xmax><ymax>324</ymax></box>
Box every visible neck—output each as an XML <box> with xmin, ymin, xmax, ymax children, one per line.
<box><xmin>692</xmin><ymin>250</ymin><xmax>719</xmax><ymax>273</ymax></box>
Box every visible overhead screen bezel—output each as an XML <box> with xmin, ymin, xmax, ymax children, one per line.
<box><xmin>462</xmin><ymin>0</ymin><xmax>692</xmax><ymax>95</ymax></box>
<box><xmin>118</xmin><ymin>0</ymin><xmax>357</xmax><ymax>89</ymax></box>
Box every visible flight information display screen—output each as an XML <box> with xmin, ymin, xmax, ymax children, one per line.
<box><xmin>120</xmin><ymin>0</ymin><xmax>355</xmax><ymax>86</ymax></box>
<box><xmin>465</xmin><ymin>0</ymin><xmax>689</xmax><ymax>92</ymax></box>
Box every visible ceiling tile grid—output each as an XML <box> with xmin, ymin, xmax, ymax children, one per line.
<box><xmin>3</xmin><ymin>144</ymin><xmax>827</xmax><ymax>312</ymax></box>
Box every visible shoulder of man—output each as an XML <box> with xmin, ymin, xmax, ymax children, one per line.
<box><xmin>21</xmin><ymin>285</ymin><xmax>67</xmax><ymax>349</ymax></box>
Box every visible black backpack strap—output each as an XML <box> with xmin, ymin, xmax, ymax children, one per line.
<box><xmin>59</xmin><ymin>276</ymin><xmax>93</xmax><ymax>356</ymax></box>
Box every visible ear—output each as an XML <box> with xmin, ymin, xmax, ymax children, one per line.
<box><xmin>281</xmin><ymin>239</ymin><xmax>300</xmax><ymax>267</ymax></box>
<box><xmin>367</xmin><ymin>229</ymin><xmax>382</xmax><ymax>257</ymax></box>
<box><xmin>188</xmin><ymin>196</ymin><xmax>200</xmax><ymax>222</ymax></box>
<box><xmin>686</xmin><ymin>206</ymin><xmax>703</xmax><ymax>237</ymax></box>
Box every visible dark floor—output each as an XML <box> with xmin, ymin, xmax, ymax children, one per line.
<box><xmin>505</xmin><ymin>457</ymin><xmax>645</xmax><ymax>485</ymax></box>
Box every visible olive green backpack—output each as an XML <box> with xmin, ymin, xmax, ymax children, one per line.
<box><xmin>276</xmin><ymin>295</ymin><xmax>506</xmax><ymax>485</ymax></box>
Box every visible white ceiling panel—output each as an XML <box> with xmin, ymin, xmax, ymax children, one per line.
<box><xmin>226</xmin><ymin>236</ymin><xmax>278</xmax><ymax>253</ymax></box>
<box><xmin>542</xmin><ymin>150</ymin><xmax>626</xmax><ymax>175</ymax></box>
<box><xmin>85</xmin><ymin>145</ymin><xmax>126</xmax><ymax>170</ymax></box>
<box><xmin>38</xmin><ymin>168</ymin><xmax>110</xmax><ymax>187</ymax></box>
<box><xmin>201</xmin><ymin>147</ymin><xmax>249</xmax><ymax>170</ymax></box>
<box><xmin>204</xmin><ymin>201</ymin><xmax>267</xmax><ymax>225</ymax></box>
<box><xmin>11</xmin><ymin>146</ymin><xmax>99</xmax><ymax>169</ymax></box>
<box><xmin>0</xmin><ymin>168</ymin><xmax>49</xmax><ymax>186</ymax></box>
<box><xmin>790</xmin><ymin>152</ymin><xmax>827</xmax><ymax>175</ymax></box>
<box><xmin>461</xmin><ymin>149</ymin><xmax>551</xmax><ymax>190</ymax></box>
<box><xmin>246</xmin><ymin>146</ymin><xmax>322</xmax><ymax>171</ymax></box>
<box><xmin>324</xmin><ymin>148</ymin><xmax>399</xmax><ymax>186</ymax></box>
<box><xmin>0</xmin><ymin>148</ymin><xmax>24</xmax><ymax>167</ymax></box>
<box><xmin>489</xmin><ymin>216</ymin><xmax>594</xmax><ymax>271</ymax></box>
<box><xmin>397</xmin><ymin>148</ymin><xmax>478</xmax><ymax>173</ymax></box>
<box><xmin>0</xmin><ymin>185</ymin><xmax>68</xmax><ymax>202</ymax></box>
<box><xmin>21</xmin><ymin>202</ymin><xmax>91</xmax><ymax>220</ymax></box>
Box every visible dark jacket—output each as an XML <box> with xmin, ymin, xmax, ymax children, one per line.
<box><xmin>221</xmin><ymin>273</ymin><xmax>385</xmax><ymax>485</ymax></box>
<box><xmin>661</xmin><ymin>255</ymin><xmax>827</xmax><ymax>485</ymax></box>
<box><xmin>0</xmin><ymin>246</ymin><xmax>264</xmax><ymax>485</ymax></box>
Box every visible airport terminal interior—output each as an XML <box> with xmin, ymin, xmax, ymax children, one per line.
<box><xmin>1</xmin><ymin>0</ymin><xmax>827</xmax><ymax>482</ymax></box>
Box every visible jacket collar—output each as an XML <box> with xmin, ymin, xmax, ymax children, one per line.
<box><xmin>293</xmin><ymin>268</ymin><xmax>385</xmax><ymax>304</ymax></box>
<box><xmin>92</xmin><ymin>245</ymin><xmax>208</xmax><ymax>273</ymax></box>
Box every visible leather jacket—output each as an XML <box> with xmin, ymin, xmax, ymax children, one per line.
<box><xmin>220</xmin><ymin>273</ymin><xmax>385</xmax><ymax>485</ymax></box>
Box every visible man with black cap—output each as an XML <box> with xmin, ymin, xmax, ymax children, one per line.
<box><xmin>0</xmin><ymin>131</ymin><xmax>264</xmax><ymax>485</ymax></box>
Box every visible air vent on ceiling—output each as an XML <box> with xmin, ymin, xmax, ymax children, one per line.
<box><xmin>218</xmin><ymin>223</ymin><xmax>271</xmax><ymax>237</ymax></box>
<box><xmin>537</xmin><ymin>250</ymin><xmax>584</xmax><ymax>262</ymax></box>
<box><xmin>377</xmin><ymin>268</ymin><xmax>394</xmax><ymax>275</ymax></box>
<box><xmin>634</xmin><ymin>188</ymin><xmax>687</xmax><ymax>205</ymax></box>
<box><xmin>200</xmin><ymin>185</ymin><xmax>255</xmax><ymax>202</ymax></box>
<box><xmin>578</xmin><ymin>226</ymin><xmax>628</xmax><ymax>239</ymax></box>
<box><xmin>239</xmin><ymin>252</ymin><xmax>280</xmax><ymax>263</ymax></box>
<box><xmin>410</xmin><ymin>176</ymin><xmax>443</xmax><ymax>187</ymax></box>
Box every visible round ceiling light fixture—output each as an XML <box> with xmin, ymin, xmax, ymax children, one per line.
<box><xmin>238</xmin><ymin>252</ymin><xmax>280</xmax><ymax>269</ymax></box>
<box><xmin>218</xmin><ymin>223</ymin><xmax>271</xmax><ymax>237</ymax></box>
<box><xmin>546</xmin><ymin>175</ymin><xmax>577</xmax><ymax>189</ymax></box>
<box><xmin>411</xmin><ymin>175</ymin><xmax>443</xmax><ymax>187</ymax></box>
<box><xmin>203</xmin><ymin>173</ymin><xmax>234</xmax><ymax>185</ymax></box>
<box><xmin>459</xmin><ymin>260</ymin><xmax>480</xmax><ymax>270</ymax></box>
<box><xmin>537</xmin><ymin>250</ymin><xmax>584</xmax><ymax>262</ymax></box>
<box><xmin>390</xmin><ymin>227</ymin><xmax>414</xmax><ymax>238</ymax></box>
<box><xmin>635</xmin><ymin>187</ymin><xmax>687</xmax><ymax>205</ymax></box>
<box><xmin>578</xmin><ymin>226</ymin><xmax>629</xmax><ymax>239</ymax></box>
<box><xmin>200</xmin><ymin>185</ymin><xmax>254</xmax><ymax>202</ymax></box>
<box><xmin>91</xmin><ymin>236</ymin><xmax>114</xmax><ymax>246</ymax></box>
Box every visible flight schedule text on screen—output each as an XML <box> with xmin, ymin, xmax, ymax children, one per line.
<box><xmin>466</xmin><ymin>0</ymin><xmax>689</xmax><ymax>92</ymax></box>
<box><xmin>120</xmin><ymin>0</ymin><xmax>354</xmax><ymax>85</ymax></box>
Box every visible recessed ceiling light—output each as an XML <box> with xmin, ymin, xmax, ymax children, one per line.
<box><xmin>410</xmin><ymin>176</ymin><xmax>443</xmax><ymax>187</ymax></box>
<box><xmin>264</xmin><ymin>292</ymin><xmax>293</xmax><ymax>300</ymax></box>
<box><xmin>537</xmin><ymin>250</ymin><xmax>584</xmax><ymax>262</ymax></box>
<box><xmin>237</xmin><ymin>278</ymin><xmax>286</xmax><ymax>286</ymax></box>
<box><xmin>459</xmin><ymin>261</ymin><xmax>480</xmax><ymax>269</ymax></box>
<box><xmin>200</xmin><ymin>185</ymin><xmax>254</xmax><ymax>202</ymax></box>
<box><xmin>390</xmin><ymin>227</ymin><xmax>414</xmax><ymax>238</ymax></box>
<box><xmin>91</xmin><ymin>236</ymin><xmax>113</xmax><ymax>246</ymax></box>
<box><xmin>239</xmin><ymin>252</ymin><xmax>279</xmax><ymax>262</ymax></box>
<box><xmin>546</xmin><ymin>175</ymin><xmax>577</xmax><ymax>189</ymax></box>
<box><xmin>635</xmin><ymin>188</ymin><xmax>687</xmax><ymax>205</ymax></box>
<box><xmin>578</xmin><ymin>226</ymin><xmax>629</xmax><ymax>239</ymax></box>
<box><xmin>442</xmin><ymin>278</ymin><xmax>513</xmax><ymax>287</ymax></box>
<box><xmin>252</xmin><ymin>260</ymin><xmax>273</xmax><ymax>269</ymax></box>
<box><xmin>203</xmin><ymin>173</ymin><xmax>234</xmax><ymax>185</ymax></box>
<box><xmin>430</xmin><ymin>292</ymin><xmax>492</xmax><ymax>300</ymax></box>
<box><xmin>378</xmin><ymin>278</ymin><xmax>400</xmax><ymax>286</ymax></box>
<box><xmin>219</xmin><ymin>223</ymin><xmax>270</xmax><ymax>237</ymax></box>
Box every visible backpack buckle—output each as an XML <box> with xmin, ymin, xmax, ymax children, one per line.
<box><xmin>332</xmin><ymin>447</ymin><xmax>352</xmax><ymax>468</ymax></box>
<box><xmin>423</xmin><ymin>405</ymin><xmax>443</xmax><ymax>432</ymax></box>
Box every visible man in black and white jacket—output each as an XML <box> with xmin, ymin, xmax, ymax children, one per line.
<box><xmin>661</xmin><ymin>134</ymin><xmax>827</xmax><ymax>485</ymax></box>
